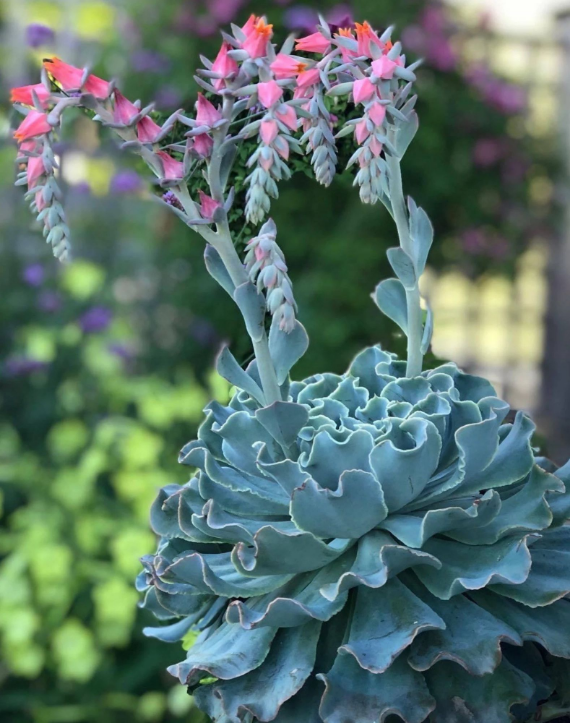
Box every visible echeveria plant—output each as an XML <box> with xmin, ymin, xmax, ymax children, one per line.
<box><xmin>11</xmin><ymin>13</ymin><xmax>570</xmax><ymax>723</ymax></box>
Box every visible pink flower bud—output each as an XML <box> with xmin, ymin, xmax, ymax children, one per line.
<box><xmin>273</xmin><ymin>135</ymin><xmax>290</xmax><ymax>160</ymax></box>
<box><xmin>193</xmin><ymin>133</ymin><xmax>214</xmax><ymax>157</ymax></box>
<box><xmin>260</xmin><ymin>119</ymin><xmax>279</xmax><ymax>145</ymax></box>
<box><xmin>196</xmin><ymin>93</ymin><xmax>222</xmax><ymax>127</ymax></box>
<box><xmin>353</xmin><ymin>78</ymin><xmax>376</xmax><ymax>105</ymax></box>
<box><xmin>275</xmin><ymin>105</ymin><xmax>298</xmax><ymax>131</ymax></box>
<box><xmin>369</xmin><ymin>102</ymin><xmax>387</xmax><ymax>126</ymax></box>
<box><xmin>355</xmin><ymin>120</ymin><xmax>370</xmax><ymax>145</ymax></box>
<box><xmin>199</xmin><ymin>190</ymin><xmax>221</xmax><ymax>219</ymax></box>
<box><xmin>372</xmin><ymin>55</ymin><xmax>398</xmax><ymax>80</ymax></box>
<box><xmin>155</xmin><ymin>151</ymin><xmax>184</xmax><ymax>180</ymax></box>
<box><xmin>257</xmin><ymin>81</ymin><xmax>283</xmax><ymax>109</ymax></box>
<box><xmin>212</xmin><ymin>42</ymin><xmax>238</xmax><ymax>87</ymax></box>
<box><xmin>369</xmin><ymin>136</ymin><xmax>383</xmax><ymax>157</ymax></box>
<box><xmin>27</xmin><ymin>156</ymin><xmax>45</xmax><ymax>188</ymax></box>
<box><xmin>136</xmin><ymin>115</ymin><xmax>163</xmax><ymax>143</ymax></box>
<box><xmin>297</xmin><ymin>68</ymin><xmax>320</xmax><ymax>89</ymax></box>
<box><xmin>295</xmin><ymin>31</ymin><xmax>331</xmax><ymax>54</ymax></box>
<box><xmin>113</xmin><ymin>90</ymin><xmax>139</xmax><ymax>124</ymax></box>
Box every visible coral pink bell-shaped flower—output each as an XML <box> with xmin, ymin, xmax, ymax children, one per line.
<box><xmin>353</xmin><ymin>78</ymin><xmax>376</xmax><ymax>104</ymax></box>
<box><xmin>10</xmin><ymin>84</ymin><xmax>51</xmax><ymax>108</ymax></box>
<box><xmin>295</xmin><ymin>31</ymin><xmax>331</xmax><ymax>54</ymax></box>
<box><xmin>270</xmin><ymin>54</ymin><xmax>308</xmax><ymax>80</ymax></box>
<box><xmin>43</xmin><ymin>57</ymin><xmax>110</xmax><ymax>98</ymax></box>
<box><xmin>242</xmin><ymin>17</ymin><xmax>273</xmax><ymax>59</ymax></box>
<box><xmin>27</xmin><ymin>156</ymin><xmax>45</xmax><ymax>188</ymax></box>
<box><xmin>14</xmin><ymin>111</ymin><xmax>51</xmax><ymax>142</ymax></box>
<box><xmin>355</xmin><ymin>21</ymin><xmax>382</xmax><ymax>57</ymax></box>
<box><xmin>372</xmin><ymin>55</ymin><xmax>398</xmax><ymax>80</ymax></box>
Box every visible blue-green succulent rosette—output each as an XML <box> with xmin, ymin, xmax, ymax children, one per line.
<box><xmin>139</xmin><ymin>346</ymin><xmax>570</xmax><ymax>723</ymax></box>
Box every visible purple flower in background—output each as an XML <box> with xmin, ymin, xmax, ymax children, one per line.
<box><xmin>74</xmin><ymin>181</ymin><xmax>92</xmax><ymax>195</ymax></box>
<box><xmin>426</xmin><ymin>37</ymin><xmax>457</xmax><ymax>71</ymax></box>
<box><xmin>208</xmin><ymin>0</ymin><xmax>245</xmax><ymax>23</ymax></box>
<box><xmin>190</xmin><ymin>318</ymin><xmax>218</xmax><ymax>346</ymax></box>
<box><xmin>5</xmin><ymin>356</ymin><xmax>48</xmax><ymax>377</ymax></box>
<box><xmin>401</xmin><ymin>25</ymin><xmax>426</xmax><ymax>54</ymax></box>
<box><xmin>110</xmin><ymin>170</ymin><xmax>143</xmax><ymax>194</ymax></box>
<box><xmin>80</xmin><ymin>306</ymin><xmax>112</xmax><ymax>333</ymax></box>
<box><xmin>327</xmin><ymin>4</ymin><xmax>353</xmax><ymax>30</ymax></box>
<box><xmin>284</xmin><ymin>6</ymin><xmax>318</xmax><ymax>33</ymax></box>
<box><xmin>461</xmin><ymin>228</ymin><xmax>486</xmax><ymax>254</ymax></box>
<box><xmin>154</xmin><ymin>86</ymin><xmax>183</xmax><ymax>110</ymax></box>
<box><xmin>420</xmin><ymin>5</ymin><xmax>447</xmax><ymax>34</ymax></box>
<box><xmin>23</xmin><ymin>263</ymin><xmax>45</xmax><ymax>287</ymax></box>
<box><xmin>473</xmin><ymin>138</ymin><xmax>504</xmax><ymax>167</ymax></box>
<box><xmin>131</xmin><ymin>50</ymin><xmax>170</xmax><ymax>74</ymax></box>
<box><xmin>108</xmin><ymin>342</ymin><xmax>136</xmax><ymax>360</ymax></box>
<box><xmin>25</xmin><ymin>23</ymin><xmax>54</xmax><ymax>48</ymax></box>
<box><xmin>38</xmin><ymin>290</ymin><xmax>62</xmax><ymax>313</ymax></box>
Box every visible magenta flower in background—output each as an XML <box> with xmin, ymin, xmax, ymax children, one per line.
<box><xmin>22</xmin><ymin>263</ymin><xmax>45</xmax><ymax>287</ymax></box>
<box><xmin>80</xmin><ymin>306</ymin><xmax>113</xmax><ymax>333</ymax></box>
<box><xmin>154</xmin><ymin>86</ymin><xmax>183</xmax><ymax>109</ymax></box>
<box><xmin>473</xmin><ymin>138</ymin><xmax>504</xmax><ymax>167</ymax></box>
<box><xmin>4</xmin><ymin>356</ymin><xmax>49</xmax><ymax>377</ymax></box>
<box><xmin>131</xmin><ymin>50</ymin><xmax>170</xmax><ymax>74</ymax></box>
<box><xmin>284</xmin><ymin>6</ymin><xmax>318</xmax><ymax>32</ymax></box>
<box><xmin>25</xmin><ymin>23</ymin><xmax>54</xmax><ymax>48</ymax></box>
<box><xmin>38</xmin><ymin>290</ymin><xmax>62</xmax><ymax>313</ymax></box>
<box><xmin>110</xmin><ymin>170</ymin><xmax>143</xmax><ymax>194</ymax></box>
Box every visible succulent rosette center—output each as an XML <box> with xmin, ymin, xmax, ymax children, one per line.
<box><xmin>139</xmin><ymin>346</ymin><xmax>570</xmax><ymax>723</ymax></box>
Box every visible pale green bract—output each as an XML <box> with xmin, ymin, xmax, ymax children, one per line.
<box><xmin>139</xmin><ymin>346</ymin><xmax>570</xmax><ymax>723</ymax></box>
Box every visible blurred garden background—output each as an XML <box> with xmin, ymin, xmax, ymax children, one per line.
<box><xmin>1</xmin><ymin>0</ymin><xmax>570</xmax><ymax>720</ymax></box>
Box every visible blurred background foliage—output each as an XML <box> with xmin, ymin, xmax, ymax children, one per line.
<box><xmin>0</xmin><ymin>0</ymin><xmax>559</xmax><ymax>721</ymax></box>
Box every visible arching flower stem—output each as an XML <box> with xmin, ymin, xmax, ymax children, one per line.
<box><xmin>386</xmin><ymin>137</ymin><xmax>424</xmax><ymax>378</ymax></box>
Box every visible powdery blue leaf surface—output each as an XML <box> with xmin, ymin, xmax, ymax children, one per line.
<box><xmin>216</xmin><ymin>346</ymin><xmax>265</xmax><ymax>405</ymax></box>
<box><xmin>204</xmin><ymin>244</ymin><xmax>235</xmax><ymax>296</ymax></box>
<box><xmin>387</xmin><ymin>246</ymin><xmax>417</xmax><ymax>289</ymax></box>
<box><xmin>233</xmin><ymin>281</ymin><xmax>266</xmax><ymax>342</ymax></box>
<box><xmin>255</xmin><ymin>401</ymin><xmax>309</xmax><ymax>448</ymax></box>
<box><xmin>373</xmin><ymin>278</ymin><xmax>408</xmax><ymax>333</ymax></box>
<box><xmin>319</xmin><ymin>652</ymin><xmax>436</xmax><ymax>723</ymax></box>
<box><xmin>290</xmin><ymin>470</ymin><xmax>388</xmax><ymax>539</ymax></box>
<box><xmin>269</xmin><ymin>318</ymin><xmax>309</xmax><ymax>384</ymax></box>
<box><xmin>194</xmin><ymin>621</ymin><xmax>321</xmax><ymax>722</ymax></box>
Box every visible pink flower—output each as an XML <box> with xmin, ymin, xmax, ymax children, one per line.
<box><xmin>35</xmin><ymin>189</ymin><xmax>47</xmax><ymax>212</ymax></box>
<box><xmin>369</xmin><ymin>102</ymin><xmax>387</xmax><ymax>126</ymax></box>
<box><xmin>335</xmin><ymin>28</ymin><xmax>357</xmax><ymax>62</ymax></box>
<box><xmin>372</xmin><ymin>56</ymin><xmax>398</xmax><ymax>80</ymax></box>
<box><xmin>14</xmin><ymin>111</ymin><xmax>51</xmax><ymax>142</ymax></box>
<box><xmin>10</xmin><ymin>83</ymin><xmax>50</xmax><ymax>108</ymax></box>
<box><xmin>260</xmin><ymin>155</ymin><xmax>274</xmax><ymax>171</ymax></box>
<box><xmin>270</xmin><ymin>53</ymin><xmax>307</xmax><ymax>80</ymax></box>
<box><xmin>242</xmin><ymin>17</ymin><xmax>273</xmax><ymax>59</ymax></box>
<box><xmin>273</xmin><ymin>135</ymin><xmax>289</xmax><ymax>160</ymax></box>
<box><xmin>212</xmin><ymin>42</ymin><xmax>238</xmax><ymax>89</ymax></box>
<box><xmin>43</xmin><ymin>57</ymin><xmax>110</xmax><ymax>98</ymax></box>
<box><xmin>155</xmin><ymin>151</ymin><xmax>184</xmax><ymax>180</ymax></box>
<box><xmin>137</xmin><ymin>115</ymin><xmax>163</xmax><ymax>143</ymax></box>
<box><xmin>196</xmin><ymin>93</ymin><xmax>222</xmax><ymax>127</ymax></box>
<box><xmin>369</xmin><ymin>136</ymin><xmax>383</xmax><ymax>156</ymax></box>
<box><xmin>353</xmin><ymin>78</ymin><xmax>376</xmax><ymax>104</ymax></box>
<box><xmin>27</xmin><ymin>155</ymin><xmax>45</xmax><ymax>187</ymax></box>
<box><xmin>199</xmin><ymin>190</ymin><xmax>221</xmax><ymax>219</ymax></box>
<box><xmin>295</xmin><ymin>31</ymin><xmax>331</xmax><ymax>54</ymax></box>
<box><xmin>260</xmin><ymin>119</ymin><xmax>279</xmax><ymax>144</ymax></box>
<box><xmin>297</xmin><ymin>68</ymin><xmax>320</xmax><ymax>89</ymax></box>
<box><xmin>355</xmin><ymin>21</ymin><xmax>382</xmax><ymax>57</ymax></box>
<box><xmin>193</xmin><ymin>133</ymin><xmax>214</xmax><ymax>156</ymax></box>
<box><xmin>355</xmin><ymin>120</ymin><xmax>370</xmax><ymax>144</ymax></box>
<box><xmin>113</xmin><ymin>90</ymin><xmax>139</xmax><ymax>124</ymax></box>
<box><xmin>257</xmin><ymin>81</ymin><xmax>283</xmax><ymax>109</ymax></box>
<box><xmin>242</xmin><ymin>14</ymin><xmax>258</xmax><ymax>36</ymax></box>
<box><xmin>275</xmin><ymin>104</ymin><xmax>298</xmax><ymax>131</ymax></box>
